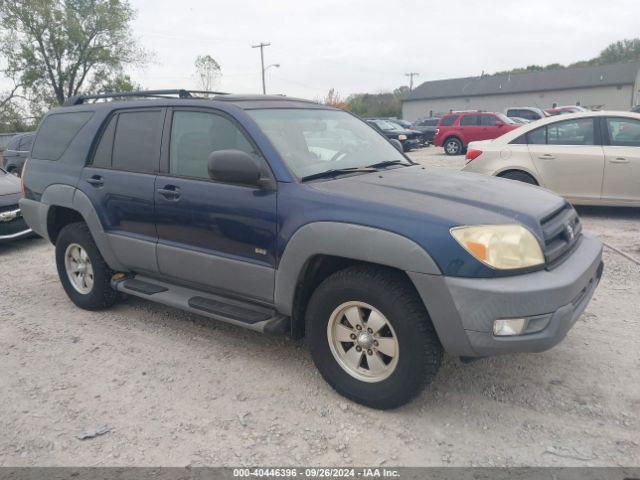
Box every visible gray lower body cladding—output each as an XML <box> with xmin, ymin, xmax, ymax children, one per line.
<box><xmin>409</xmin><ymin>234</ymin><xmax>603</xmax><ymax>357</ymax></box>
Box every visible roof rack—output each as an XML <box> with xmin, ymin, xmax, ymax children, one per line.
<box><xmin>63</xmin><ymin>89</ymin><xmax>229</xmax><ymax>106</ymax></box>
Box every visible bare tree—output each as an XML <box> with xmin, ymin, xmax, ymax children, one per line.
<box><xmin>194</xmin><ymin>55</ymin><xmax>222</xmax><ymax>91</ymax></box>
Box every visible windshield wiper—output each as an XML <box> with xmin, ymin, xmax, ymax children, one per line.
<box><xmin>365</xmin><ymin>160</ymin><xmax>413</xmax><ymax>169</ymax></box>
<box><xmin>300</xmin><ymin>167</ymin><xmax>376</xmax><ymax>182</ymax></box>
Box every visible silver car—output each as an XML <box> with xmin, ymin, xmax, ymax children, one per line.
<box><xmin>463</xmin><ymin>111</ymin><xmax>640</xmax><ymax>207</ymax></box>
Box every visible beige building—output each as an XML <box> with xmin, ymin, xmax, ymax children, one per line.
<box><xmin>402</xmin><ymin>62</ymin><xmax>640</xmax><ymax>121</ymax></box>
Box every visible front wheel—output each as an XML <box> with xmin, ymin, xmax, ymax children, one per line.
<box><xmin>306</xmin><ymin>266</ymin><xmax>442</xmax><ymax>409</ymax></box>
<box><xmin>443</xmin><ymin>137</ymin><xmax>463</xmax><ymax>155</ymax></box>
<box><xmin>55</xmin><ymin>222</ymin><xmax>119</xmax><ymax>310</ymax></box>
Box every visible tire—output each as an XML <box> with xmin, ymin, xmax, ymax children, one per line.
<box><xmin>499</xmin><ymin>171</ymin><xmax>538</xmax><ymax>185</ymax></box>
<box><xmin>306</xmin><ymin>265</ymin><xmax>443</xmax><ymax>409</ymax></box>
<box><xmin>443</xmin><ymin>137</ymin><xmax>463</xmax><ymax>156</ymax></box>
<box><xmin>55</xmin><ymin>222</ymin><xmax>119</xmax><ymax>310</ymax></box>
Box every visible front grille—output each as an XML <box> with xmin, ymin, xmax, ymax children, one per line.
<box><xmin>0</xmin><ymin>203</ymin><xmax>19</xmax><ymax>214</ymax></box>
<box><xmin>0</xmin><ymin>204</ymin><xmax>28</xmax><ymax>237</ymax></box>
<box><xmin>540</xmin><ymin>203</ymin><xmax>582</xmax><ymax>268</ymax></box>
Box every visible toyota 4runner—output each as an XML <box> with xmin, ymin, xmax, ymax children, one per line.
<box><xmin>20</xmin><ymin>90</ymin><xmax>603</xmax><ymax>409</ymax></box>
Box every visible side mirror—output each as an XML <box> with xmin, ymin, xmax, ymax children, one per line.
<box><xmin>208</xmin><ymin>150</ymin><xmax>262</xmax><ymax>186</ymax></box>
<box><xmin>389</xmin><ymin>139</ymin><xmax>403</xmax><ymax>153</ymax></box>
<box><xmin>496</xmin><ymin>120</ymin><xmax>505</xmax><ymax>127</ymax></box>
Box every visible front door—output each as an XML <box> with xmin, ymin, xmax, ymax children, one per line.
<box><xmin>79</xmin><ymin>108</ymin><xmax>165</xmax><ymax>273</ymax></box>
<box><xmin>602</xmin><ymin>116</ymin><xmax>640</xmax><ymax>203</ymax></box>
<box><xmin>154</xmin><ymin>109</ymin><xmax>277</xmax><ymax>302</ymax></box>
<box><xmin>527</xmin><ymin>117</ymin><xmax>604</xmax><ymax>201</ymax></box>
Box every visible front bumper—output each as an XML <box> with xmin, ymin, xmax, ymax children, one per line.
<box><xmin>408</xmin><ymin>234</ymin><xmax>603</xmax><ymax>357</ymax></box>
<box><xmin>0</xmin><ymin>207</ymin><xmax>33</xmax><ymax>242</ymax></box>
<box><xmin>402</xmin><ymin>139</ymin><xmax>421</xmax><ymax>151</ymax></box>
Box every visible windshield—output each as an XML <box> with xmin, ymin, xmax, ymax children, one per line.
<box><xmin>497</xmin><ymin>113</ymin><xmax>517</xmax><ymax>125</ymax></box>
<box><xmin>248</xmin><ymin>109</ymin><xmax>409</xmax><ymax>179</ymax></box>
<box><xmin>371</xmin><ymin>119</ymin><xmax>400</xmax><ymax>130</ymax></box>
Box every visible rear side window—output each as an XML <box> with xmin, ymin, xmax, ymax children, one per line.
<box><xmin>460</xmin><ymin>115</ymin><xmax>479</xmax><ymax>126</ymax></box>
<box><xmin>527</xmin><ymin>127</ymin><xmax>547</xmax><ymax>144</ymax></box>
<box><xmin>111</xmin><ymin>110</ymin><xmax>163</xmax><ymax>173</ymax></box>
<box><xmin>32</xmin><ymin>112</ymin><xmax>93</xmax><ymax>160</ymax></box>
<box><xmin>439</xmin><ymin>115</ymin><xmax>457</xmax><ymax>126</ymax></box>
<box><xmin>91</xmin><ymin>115</ymin><xmax>118</xmax><ymax>168</ymax></box>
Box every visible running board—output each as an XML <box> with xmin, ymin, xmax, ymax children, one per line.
<box><xmin>111</xmin><ymin>275</ymin><xmax>290</xmax><ymax>335</ymax></box>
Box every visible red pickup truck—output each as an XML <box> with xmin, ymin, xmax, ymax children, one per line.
<box><xmin>433</xmin><ymin>112</ymin><xmax>520</xmax><ymax>155</ymax></box>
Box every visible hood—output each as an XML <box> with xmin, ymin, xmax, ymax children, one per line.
<box><xmin>309</xmin><ymin>165</ymin><xmax>565</xmax><ymax>238</ymax></box>
<box><xmin>0</xmin><ymin>171</ymin><xmax>21</xmax><ymax>197</ymax></box>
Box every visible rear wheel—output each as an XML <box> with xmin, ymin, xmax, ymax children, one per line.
<box><xmin>499</xmin><ymin>170</ymin><xmax>538</xmax><ymax>185</ymax></box>
<box><xmin>55</xmin><ymin>222</ymin><xmax>119</xmax><ymax>310</ymax></box>
<box><xmin>443</xmin><ymin>137</ymin><xmax>463</xmax><ymax>155</ymax></box>
<box><xmin>306</xmin><ymin>266</ymin><xmax>442</xmax><ymax>409</ymax></box>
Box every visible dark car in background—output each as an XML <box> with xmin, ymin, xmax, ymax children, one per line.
<box><xmin>2</xmin><ymin>132</ymin><xmax>34</xmax><ymax>176</ymax></box>
<box><xmin>412</xmin><ymin>117</ymin><xmax>440</xmax><ymax>144</ymax></box>
<box><xmin>366</xmin><ymin>119</ymin><xmax>421</xmax><ymax>151</ymax></box>
<box><xmin>0</xmin><ymin>167</ymin><xmax>32</xmax><ymax>242</ymax></box>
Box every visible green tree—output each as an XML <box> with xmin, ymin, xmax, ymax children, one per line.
<box><xmin>194</xmin><ymin>55</ymin><xmax>222</xmax><ymax>91</ymax></box>
<box><xmin>0</xmin><ymin>0</ymin><xmax>148</xmax><ymax>106</ymax></box>
<box><xmin>593</xmin><ymin>38</ymin><xmax>640</xmax><ymax>65</ymax></box>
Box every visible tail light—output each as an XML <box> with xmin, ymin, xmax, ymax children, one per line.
<box><xmin>465</xmin><ymin>148</ymin><xmax>483</xmax><ymax>163</ymax></box>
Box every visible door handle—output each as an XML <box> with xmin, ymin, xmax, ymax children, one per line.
<box><xmin>609</xmin><ymin>157</ymin><xmax>630</xmax><ymax>164</ymax></box>
<box><xmin>538</xmin><ymin>154</ymin><xmax>555</xmax><ymax>160</ymax></box>
<box><xmin>86</xmin><ymin>175</ymin><xmax>104</xmax><ymax>187</ymax></box>
<box><xmin>157</xmin><ymin>185</ymin><xmax>181</xmax><ymax>200</ymax></box>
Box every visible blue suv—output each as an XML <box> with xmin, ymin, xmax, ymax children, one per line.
<box><xmin>20</xmin><ymin>90</ymin><xmax>603</xmax><ymax>409</ymax></box>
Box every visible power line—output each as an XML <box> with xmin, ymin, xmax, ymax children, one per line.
<box><xmin>405</xmin><ymin>72</ymin><xmax>420</xmax><ymax>91</ymax></box>
<box><xmin>252</xmin><ymin>42</ymin><xmax>271</xmax><ymax>94</ymax></box>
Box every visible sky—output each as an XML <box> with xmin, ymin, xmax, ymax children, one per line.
<box><xmin>23</xmin><ymin>0</ymin><xmax>640</xmax><ymax>100</ymax></box>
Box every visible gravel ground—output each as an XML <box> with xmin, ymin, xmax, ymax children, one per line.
<box><xmin>1</xmin><ymin>147</ymin><xmax>639</xmax><ymax>467</ymax></box>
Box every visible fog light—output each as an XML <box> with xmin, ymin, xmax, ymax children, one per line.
<box><xmin>493</xmin><ymin>318</ymin><xmax>528</xmax><ymax>336</ymax></box>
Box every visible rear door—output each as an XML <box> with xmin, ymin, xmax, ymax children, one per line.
<box><xmin>79</xmin><ymin>108</ymin><xmax>165</xmax><ymax>273</ymax></box>
<box><xmin>154</xmin><ymin>108</ymin><xmax>277</xmax><ymax>302</ymax></box>
<box><xmin>527</xmin><ymin>117</ymin><xmax>604</xmax><ymax>201</ymax></box>
<box><xmin>459</xmin><ymin>114</ymin><xmax>481</xmax><ymax>144</ymax></box>
<box><xmin>601</xmin><ymin>116</ymin><xmax>640</xmax><ymax>203</ymax></box>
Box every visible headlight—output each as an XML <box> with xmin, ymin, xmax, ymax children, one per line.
<box><xmin>397</xmin><ymin>134</ymin><xmax>407</xmax><ymax>141</ymax></box>
<box><xmin>450</xmin><ymin>224</ymin><xmax>544</xmax><ymax>270</ymax></box>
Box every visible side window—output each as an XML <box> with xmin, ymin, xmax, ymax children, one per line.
<box><xmin>527</xmin><ymin>127</ymin><xmax>547</xmax><ymax>145</ymax></box>
<box><xmin>19</xmin><ymin>135</ymin><xmax>34</xmax><ymax>151</ymax></box>
<box><xmin>460</xmin><ymin>115</ymin><xmax>479</xmax><ymax>126</ymax></box>
<box><xmin>440</xmin><ymin>115</ymin><xmax>457</xmax><ymax>126</ymax></box>
<box><xmin>31</xmin><ymin>112</ymin><xmax>93</xmax><ymax>160</ymax></box>
<box><xmin>91</xmin><ymin>115</ymin><xmax>118</xmax><ymax>168</ymax></box>
<box><xmin>112</xmin><ymin>110</ymin><xmax>163</xmax><ymax>173</ymax></box>
<box><xmin>547</xmin><ymin>118</ymin><xmax>595</xmax><ymax>146</ymax></box>
<box><xmin>510</xmin><ymin>134</ymin><xmax>527</xmax><ymax>145</ymax></box>
<box><xmin>606</xmin><ymin>117</ymin><xmax>640</xmax><ymax>147</ymax></box>
<box><xmin>480</xmin><ymin>115</ymin><xmax>498</xmax><ymax>126</ymax></box>
<box><xmin>169</xmin><ymin>111</ymin><xmax>256</xmax><ymax>180</ymax></box>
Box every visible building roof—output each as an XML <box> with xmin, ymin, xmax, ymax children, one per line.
<box><xmin>405</xmin><ymin>62</ymin><xmax>640</xmax><ymax>102</ymax></box>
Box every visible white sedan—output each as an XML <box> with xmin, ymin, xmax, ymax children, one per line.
<box><xmin>462</xmin><ymin>111</ymin><xmax>640</xmax><ymax>207</ymax></box>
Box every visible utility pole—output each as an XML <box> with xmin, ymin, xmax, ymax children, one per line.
<box><xmin>252</xmin><ymin>42</ymin><xmax>271</xmax><ymax>94</ymax></box>
<box><xmin>405</xmin><ymin>72</ymin><xmax>419</xmax><ymax>91</ymax></box>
